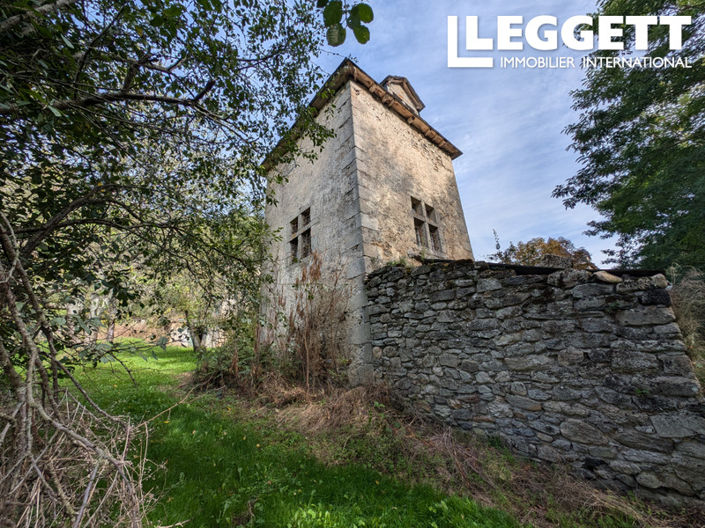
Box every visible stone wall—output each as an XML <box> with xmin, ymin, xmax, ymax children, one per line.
<box><xmin>366</xmin><ymin>260</ymin><xmax>705</xmax><ymax>505</ymax></box>
<box><xmin>265</xmin><ymin>73</ymin><xmax>475</xmax><ymax>385</ymax></box>
<box><xmin>348</xmin><ymin>80</ymin><xmax>474</xmax><ymax>267</ymax></box>
<box><xmin>264</xmin><ymin>83</ymin><xmax>372</xmax><ymax>384</ymax></box>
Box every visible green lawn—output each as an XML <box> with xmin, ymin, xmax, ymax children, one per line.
<box><xmin>73</xmin><ymin>345</ymin><xmax>522</xmax><ymax>528</ymax></box>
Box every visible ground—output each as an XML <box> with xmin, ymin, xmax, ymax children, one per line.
<box><xmin>72</xmin><ymin>343</ymin><xmax>701</xmax><ymax>527</ymax></box>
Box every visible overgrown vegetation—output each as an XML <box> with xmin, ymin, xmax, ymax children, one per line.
<box><xmin>195</xmin><ymin>251</ymin><xmax>352</xmax><ymax>394</ymax></box>
<box><xmin>74</xmin><ymin>343</ymin><xmax>703</xmax><ymax>528</ymax></box>
<box><xmin>280</xmin><ymin>252</ymin><xmax>349</xmax><ymax>390</ymax></box>
<box><xmin>0</xmin><ymin>0</ymin><xmax>375</xmax><ymax>524</ymax></box>
<box><xmin>75</xmin><ymin>344</ymin><xmax>521</xmax><ymax>528</ymax></box>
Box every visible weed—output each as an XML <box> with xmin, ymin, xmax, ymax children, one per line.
<box><xmin>385</xmin><ymin>257</ymin><xmax>412</xmax><ymax>269</ymax></box>
<box><xmin>72</xmin><ymin>345</ymin><xmax>521</xmax><ymax>528</ymax></box>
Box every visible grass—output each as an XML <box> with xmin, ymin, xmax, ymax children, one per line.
<box><xmin>72</xmin><ymin>342</ymin><xmax>700</xmax><ymax>528</ymax></box>
<box><xmin>72</xmin><ymin>344</ymin><xmax>521</xmax><ymax>528</ymax></box>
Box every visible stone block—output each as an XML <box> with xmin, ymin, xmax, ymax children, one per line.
<box><xmin>467</xmin><ymin>318</ymin><xmax>499</xmax><ymax>331</ymax></box>
<box><xmin>636</xmin><ymin>472</ymin><xmax>663</xmax><ymax>489</ymax></box>
<box><xmin>640</xmin><ymin>288</ymin><xmax>672</xmax><ymax>306</ymax></box>
<box><xmin>538</xmin><ymin>445</ymin><xmax>561</xmax><ymax>462</ymax></box>
<box><xmin>487</xmin><ymin>401</ymin><xmax>513</xmax><ymax>418</ymax></box>
<box><xmin>614</xmin><ymin>431</ymin><xmax>673</xmax><ymax>452</ymax></box>
<box><xmin>527</xmin><ymin>389</ymin><xmax>551</xmax><ymax>401</ymax></box>
<box><xmin>615</xmin><ymin>306</ymin><xmax>676</xmax><ymax>326</ymax></box>
<box><xmin>651</xmin><ymin>413</ymin><xmax>705</xmax><ymax>438</ymax></box>
<box><xmin>475</xmin><ymin>371</ymin><xmax>492</xmax><ymax>384</ymax></box>
<box><xmin>438</xmin><ymin>353</ymin><xmax>459</xmax><ymax>368</ymax></box>
<box><xmin>557</xmin><ymin>347</ymin><xmax>584</xmax><ymax>366</ymax></box>
<box><xmin>610</xmin><ymin>460</ymin><xmax>641</xmax><ymax>475</ymax></box>
<box><xmin>651</xmin><ymin>274</ymin><xmax>669</xmax><ymax>289</ymax></box>
<box><xmin>552</xmin><ymin>386</ymin><xmax>583</xmax><ymax>401</ymax></box>
<box><xmin>510</xmin><ymin>382</ymin><xmax>527</xmax><ymax>396</ymax></box>
<box><xmin>560</xmin><ymin>419</ymin><xmax>608</xmax><ymax>446</ymax></box>
<box><xmin>677</xmin><ymin>441</ymin><xmax>705</xmax><ymax>460</ymax></box>
<box><xmin>572</xmin><ymin>283</ymin><xmax>615</xmax><ymax>298</ymax></box>
<box><xmin>653</xmin><ymin>376</ymin><xmax>701</xmax><ymax>397</ymax></box>
<box><xmin>671</xmin><ymin>455</ymin><xmax>705</xmax><ymax>492</ymax></box>
<box><xmin>504</xmin><ymin>355</ymin><xmax>551</xmax><ymax>371</ymax></box>
<box><xmin>495</xmin><ymin>332</ymin><xmax>522</xmax><ymax>346</ymax></box>
<box><xmin>477</xmin><ymin>278</ymin><xmax>502</xmax><ymax>292</ymax></box>
<box><xmin>594</xmin><ymin>271</ymin><xmax>623</xmax><ymax>284</ymax></box>
<box><xmin>611</xmin><ymin>351</ymin><xmax>659</xmax><ymax>372</ymax></box>
<box><xmin>547</xmin><ymin>269</ymin><xmax>591</xmax><ymax>288</ymax></box>
<box><xmin>506</xmin><ymin>394</ymin><xmax>542</xmax><ymax>411</ymax></box>
<box><xmin>430</xmin><ymin>290</ymin><xmax>456</xmax><ymax>302</ymax></box>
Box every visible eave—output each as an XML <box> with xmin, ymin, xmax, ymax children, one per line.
<box><xmin>263</xmin><ymin>59</ymin><xmax>462</xmax><ymax>172</ymax></box>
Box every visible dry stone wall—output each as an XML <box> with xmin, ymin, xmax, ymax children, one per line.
<box><xmin>365</xmin><ymin>260</ymin><xmax>705</xmax><ymax>505</ymax></box>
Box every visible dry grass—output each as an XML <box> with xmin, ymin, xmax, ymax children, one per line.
<box><xmin>669</xmin><ymin>266</ymin><xmax>705</xmax><ymax>386</ymax></box>
<box><xmin>258</xmin><ymin>252</ymin><xmax>351</xmax><ymax>392</ymax></box>
<box><xmin>237</xmin><ymin>379</ymin><xmax>704</xmax><ymax>528</ymax></box>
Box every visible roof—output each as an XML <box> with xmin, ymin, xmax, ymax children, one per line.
<box><xmin>264</xmin><ymin>59</ymin><xmax>462</xmax><ymax>170</ymax></box>
<box><xmin>380</xmin><ymin>75</ymin><xmax>425</xmax><ymax>113</ymax></box>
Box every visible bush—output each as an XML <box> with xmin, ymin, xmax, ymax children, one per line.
<box><xmin>192</xmin><ymin>313</ymin><xmax>264</xmax><ymax>387</ymax></box>
<box><xmin>284</xmin><ymin>252</ymin><xmax>349</xmax><ymax>390</ymax></box>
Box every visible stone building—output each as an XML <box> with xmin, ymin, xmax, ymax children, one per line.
<box><xmin>264</xmin><ymin>59</ymin><xmax>473</xmax><ymax>384</ymax></box>
<box><xmin>262</xmin><ymin>60</ymin><xmax>705</xmax><ymax>504</ymax></box>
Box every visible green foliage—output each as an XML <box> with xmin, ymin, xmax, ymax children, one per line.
<box><xmin>75</xmin><ymin>345</ymin><xmax>521</xmax><ymax>528</ymax></box>
<box><xmin>317</xmin><ymin>1</ymin><xmax>374</xmax><ymax>46</ymax></box>
<box><xmin>554</xmin><ymin>0</ymin><xmax>705</xmax><ymax>271</ymax></box>
<box><xmin>490</xmin><ymin>232</ymin><xmax>596</xmax><ymax>269</ymax></box>
<box><xmin>0</xmin><ymin>0</ymin><xmax>332</xmax><ymax>373</ymax></box>
<box><xmin>385</xmin><ymin>257</ymin><xmax>412</xmax><ymax>269</ymax></box>
<box><xmin>0</xmin><ymin>3</ymin><xmax>373</xmax><ymax>523</ymax></box>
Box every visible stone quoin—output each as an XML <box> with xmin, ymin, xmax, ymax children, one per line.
<box><xmin>263</xmin><ymin>60</ymin><xmax>704</xmax><ymax>506</ymax></box>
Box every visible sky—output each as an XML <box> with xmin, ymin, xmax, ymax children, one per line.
<box><xmin>316</xmin><ymin>0</ymin><xmax>618</xmax><ymax>265</ymax></box>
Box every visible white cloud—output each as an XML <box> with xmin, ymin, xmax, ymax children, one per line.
<box><xmin>318</xmin><ymin>1</ymin><xmax>617</xmax><ymax>265</ymax></box>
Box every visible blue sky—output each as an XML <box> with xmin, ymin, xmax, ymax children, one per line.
<box><xmin>317</xmin><ymin>0</ymin><xmax>618</xmax><ymax>265</ymax></box>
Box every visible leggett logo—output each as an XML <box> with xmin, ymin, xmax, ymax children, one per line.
<box><xmin>448</xmin><ymin>15</ymin><xmax>693</xmax><ymax>69</ymax></box>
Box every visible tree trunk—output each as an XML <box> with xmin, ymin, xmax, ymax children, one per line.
<box><xmin>107</xmin><ymin>319</ymin><xmax>115</xmax><ymax>343</ymax></box>
<box><xmin>184</xmin><ymin>311</ymin><xmax>202</xmax><ymax>354</ymax></box>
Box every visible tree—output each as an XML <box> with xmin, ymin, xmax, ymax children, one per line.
<box><xmin>318</xmin><ymin>1</ymin><xmax>374</xmax><ymax>46</ymax></box>
<box><xmin>0</xmin><ymin>0</ymin><xmax>373</xmax><ymax>524</ymax></box>
<box><xmin>491</xmin><ymin>232</ymin><xmax>596</xmax><ymax>270</ymax></box>
<box><xmin>554</xmin><ymin>0</ymin><xmax>705</xmax><ymax>271</ymax></box>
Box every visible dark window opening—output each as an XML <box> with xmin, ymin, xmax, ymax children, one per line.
<box><xmin>290</xmin><ymin>237</ymin><xmax>299</xmax><ymax>262</ymax></box>
<box><xmin>425</xmin><ymin>204</ymin><xmax>436</xmax><ymax>223</ymax></box>
<box><xmin>411</xmin><ymin>197</ymin><xmax>423</xmax><ymax>216</ymax></box>
<box><xmin>414</xmin><ymin>218</ymin><xmax>428</xmax><ymax>248</ymax></box>
<box><xmin>429</xmin><ymin>225</ymin><xmax>441</xmax><ymax>252</ymax></box>
<box><xmin>289</xmin><ymin>208</ymin><xmax>313</xmax><ymax>263</ymax></box>
<box><xmin>300</xmin><ymin>229</ymin><xmax>311</xmax><ymax>258</ymax></box>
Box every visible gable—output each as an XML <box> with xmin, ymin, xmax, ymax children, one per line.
<box><xmin>380</xmin><ymin>76</ymin><xmax>425</xmax><ymax>115</ymax></box>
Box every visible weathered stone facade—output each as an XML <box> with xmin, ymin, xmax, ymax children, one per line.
<box><xmin>366</xmin><ymin>260</ymin><xmax>705</xmax><ymax>505</ymax></box>
<box><xmin>264</xmin><ymin>60</ymin><xmax>473</xmax><ymax>384</ymax></box>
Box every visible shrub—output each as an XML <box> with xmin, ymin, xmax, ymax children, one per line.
<box><xmin>285</xmin><ymin>252</ymin><xmax>349</xmax><ymax>391</ymax></box>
